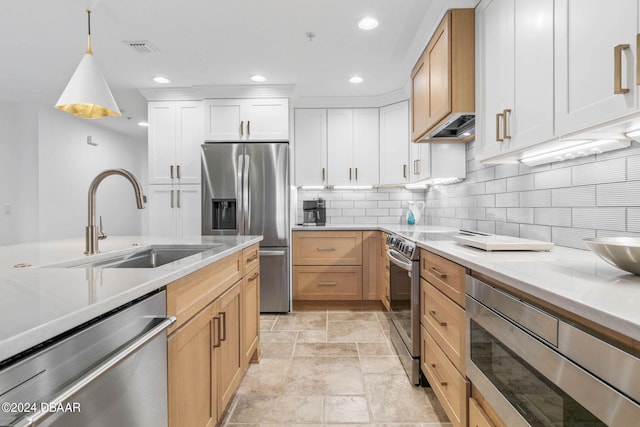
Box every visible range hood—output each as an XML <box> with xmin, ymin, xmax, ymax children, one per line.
<box><xmin>427</xmin><ymin>113</ymin><xmax>475</xmax><ymax>141</ymax></box>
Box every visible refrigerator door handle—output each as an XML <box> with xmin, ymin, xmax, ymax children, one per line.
<box><xmin>237</xmin><ymin>154</ymin><xmax>245</xmax><ymax>233</ymax></box>
<box><xmin>243</xmin><ymin>153</ymin><xmax>250</xmax><ymax>233</ymax></box>
<box><xmin>259</xmin><ymin>250</ymin><xmax>286</xmax><ymax>256</ymax></box>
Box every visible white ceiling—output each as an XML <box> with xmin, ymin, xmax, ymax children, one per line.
<box><xmin>0</xmin><ymin>0</ymin><xmax>476</xmax><ymax>136</ymax></box>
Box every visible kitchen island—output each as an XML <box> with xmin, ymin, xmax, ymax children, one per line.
<box><xmin>0</xmin><ymin>235</ymin><xmax>262</xmax><ymax>363</ymax></box>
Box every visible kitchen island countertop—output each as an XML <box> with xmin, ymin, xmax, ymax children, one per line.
<box><xmin>0</xmin><ymin>235</ymin><xmax>262</xmax><ymax>363</ymax></box>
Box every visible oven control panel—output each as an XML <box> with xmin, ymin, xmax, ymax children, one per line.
<box><xmin>386</xmin><ymin>234</ymin><xmax>418</xmax><ymax>260</ymax></box>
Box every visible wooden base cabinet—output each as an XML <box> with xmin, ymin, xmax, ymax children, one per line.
<box><xmin>242</xmin><ymin>245</ymin><xmax>260</xmax><ymax>365</ymax></box>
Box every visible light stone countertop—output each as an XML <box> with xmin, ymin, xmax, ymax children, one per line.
<box><xmin>294</xmin><ymin>224</ymin><xmax>640</xmax><ymax>342</ymax></box>
<box><xmin>0</xmin><ymin>235</ymin><xmax>262</xmax><ymax>363</ymax></box>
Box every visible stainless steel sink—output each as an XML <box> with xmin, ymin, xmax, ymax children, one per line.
<box><xmin>44</xmin><ymin>244</ymin><xmax>225</xmax><ymax>269</ymax></box>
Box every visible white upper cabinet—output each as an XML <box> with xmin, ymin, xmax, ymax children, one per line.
<box><xmin>327</xmin><ymin>109</ymin><xmax>379</xmax><ymax>186</ymax></box>
<box><xmin>203</xmin><ymin>98</ymin><xmax>289</xmax><ymax>141</ymax></box>
<box><xmin>476</xmin><ymin>0</ymin><xmax>554</xmax><ymax>162</ymax></box>
<box><xmin>148</xmin><ymin>101</ymin><xmax>202</xmax><ymax>184</ymax></box>
<box><xmin>147</xmin><ymin>185</ymin><xmax>201</xmax><ymax>238</ymax></box>
<box><xmin>294</xmin><ymin>109</ymin><xmax>328</xmax><ymax>186</ymax></box>
<box><xmin>380</xmin><ymin>101</ymin><xmax>410</xmax><ymax>185</ymax></box>
<box><xmin>555</xmin><ymin>0</ymin><xmax>639</xmax><ymax>136</ymax></box>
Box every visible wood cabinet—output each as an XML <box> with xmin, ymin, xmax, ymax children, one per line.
<box><xmin>555</xmin><ymin>0</ymin><xmax>639</xmax><ymax>136</ymax></box>
<box><xmin>242</xmin><ymin>244</ymin><xmax>260</xmax><ymax>365</ymax></box>
<box><xmin>419</xmin><ymin>248</ymin><xmax>469</xmax><ymax>427</ymax></box>
<box><xmin>327</xmin><ymin>109</ymin><xmax>379</xmax><ymax>186</ymax></box>
<box><xmin>293</xmin><ymin>230</ymin><xmax>382</xmax><ymax>302</ymax></box>
<box><xmin>294</xmin><ymin>109</ymin><xmax>328</xmax><ymax>186</ymax></box>
<box><xmin>148</xmin><ymin>101</ymin><xmax>202</xmax><ymax>185</ymax></box>
<box><xmin>167</xmin><ymin>248</ymin><xmax>259</xmax><ymax>427</ymax></box>
<box><xmin>147</xmin><ymin>184</ymin><xmax>201</xmax><ymax>238</ymax></box>
<box><xmin>475</xmin><ymin>0</ymin><xmax>555</xmax><ymax>162</ymax></box>
<box><xmin>411</xmin><ymin>9</ymin><xmax>475</xmax><ymax>142</ymax></box>
<box><xmin>203</xmin><ymin>98</ymin><xmax>289</xmax><ymax>141</ymax></box>
<box><xmin>469</xmin><ymin>397</ymin><xmax>498</xmax><ymax>427</ymax></box>
<box><xmin>379</xmin><ymin>101</ymin><xmax>410</xmax><ymax>185</ymax></box>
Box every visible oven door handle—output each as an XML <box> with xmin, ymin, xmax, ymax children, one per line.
<box><xmin>387</xmin><ymin>249</ymin><xmax>413</xmax><ymax>271</ymax></box>
<box><xmin>12</xmin><ymin>316</ymin><xmax>176</xmax><ymax>427</ymax></box>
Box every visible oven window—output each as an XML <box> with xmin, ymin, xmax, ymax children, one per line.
<box><xmin>389</xmin><ymin>263</ymin><xmax>412</xmax><ymax>341</ymax></box>
<box><xmin>470</xmin><ymin>319</ymin><xmax>606</xmax><ymax>427</ymax></box>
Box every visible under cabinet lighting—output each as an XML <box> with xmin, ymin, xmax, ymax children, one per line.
<box><xmin>299</xmin><ymin>186</ymin><xmax>325</xmax><ymax>190</ymax></box>
<box><xmin>626</xmin><ymin>129</ymin><xmax>640</xmax><ymax>139</ymax></box>
<box><xmin>333</xmin><ymin>185</ymin><xmax>373</xmax><ymax>190</ymax></box>
<box><xmin>405</xmin><ymin>177</ymin><xmax>464</xmax><ymax>189</ymax></box>
<box><xmin>520</xmin><ymin>139</ymin><xmax>630</xmax><ymax>166</ymax></box>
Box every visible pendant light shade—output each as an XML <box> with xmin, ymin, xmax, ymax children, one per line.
<box><xmin>55</xmin><ymin>10</ymin><xmax>121</xmax><ymax>119</ymax></box>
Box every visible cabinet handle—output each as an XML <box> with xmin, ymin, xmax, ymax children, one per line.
<box><xmin>637</xmin><ymin>34</ymin><xmax>640</xmax><ymax>86</ymax></box>
<box><xmin>248</xmin><ymin>272</ymin><xmax>260</xmax><ymax>281</ymax></box>
<box><xmin>430</xmin><ymin>266</ymin><xmax>447</xmax><ymax>279</ymax></box>
<box><xmin>170</xmin><ymin>189</ymin><xmax>174</xmax><ymax>208</ymax></box>
<box><xmin>495</xmin><ymin>113</ymin><xmax>504</xmax><ymax>142</ymax></box>
<box><xmin>246</xmin><ymin>253</ymin><xmax>258</xmax><ymax>263</ymax></box>
<box><xmin>212</xmin><ymin>316</ymin><xmax>222</xmax><ymax>348</ymax></box>
<box><xmin>219</xmin><ymin>311</ymin><xmax>227</xmax><ymax>342</ymax></box>
<box><xmin>614</xmin><ymin>44</ymin><xmax>630</xmax><ymax>94</ymax></box>
<box><xmin>247</xmin><ymin>120</ymin><xmax>251</xmax><ymax>135</ymax></box>
<box><xmin>430</xmin><ymin>363</ymin><xmax>448</xmax><ymax>386</ymax></box>
<box><xmin>316</xmin><ymin>247</ymin><xmax>336</xmax><ymax>251</ymax></box>
<box><xmin>322</xmin><ymin>167</ymin><xmax>326</xmax><ymax>181</ymax></box>
<box><xmin>176</xmin><ymin>189</ymin><xmax>181</xmax><ymax>208</ymax></box>
<box><xmin>318</xmin><ymin>281</ymin><xmax>337</xmax><ymax>286</ymax></box>
<box><xmin>355</xmin><ymin>167</ymin><xmax>358</xmax><ymax>180</ymax></box>
<box><xmin>429</xmin><ymin>310</ymin><xmax>448</xmax><ymax>327</ymax></box>
<box><xmin>403</xmin><ymin>164</ymin><xmax>407</xmax><ymax>178</ymax></box>
<box><xmin>349</xmin><ymin>167</ymin><xmax>352</xmax><ymax>180</ymax></box>
<box><xmin>503</xmin><ymin>109</ymin><xmax>512</xmax><ymax>140</ymax></box>
<box><xmin>170</xmin><ymin>165</ymin><xmax>174</xmax><ymax>179</ymax></box>
<box><xmin>413</xmin><ymin>160</ymin><xmax>418</xmax><ymax>175</ymax></box>
<box><xmin>176</xmin><ymin>165</ymin><xmax>181</xmax><ymax>179</ymax></box>
<box><xmin>240</xmin><ymin>120</ymin><xmax>244</xmax><ymax>136</ymax></box>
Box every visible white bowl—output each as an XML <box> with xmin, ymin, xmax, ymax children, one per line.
<box><xmin>583</xmin><ymin>237</ymin><xmax>640</xmax><ymax>275</ymax></box>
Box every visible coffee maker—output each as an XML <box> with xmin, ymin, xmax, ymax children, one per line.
<box><xmin>302</xmin><ymin>199</ymin><xmax>326</xmax><ymax>226</ymax></box>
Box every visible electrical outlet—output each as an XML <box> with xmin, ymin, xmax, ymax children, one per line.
<box><xmin>4</xmin><ymin>203</ymin><xmax>11</xmax><ymax>215</ymax></box>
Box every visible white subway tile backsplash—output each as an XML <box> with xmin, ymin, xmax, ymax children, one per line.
<box><xmin>520</xmin><ymin>190</ymin><xmax>551</xmax><ymax>207</ymax></box>
<box><xmin>507</xmin><ymin>208</ymin><xmax>534</xmax><ymax>224</ymax></box>
<box><xmin>469</xmin><ymin>208</ymin><xmax>486</xmax><ymax>220</ymax></box>
<box><xmin>572</xmin><ymin>208</ymin><xmax>626</xmax><ymax>231</ymax></box>
<box><xmin>534</xmin><ymin>168</ymin><xmax>571</xmax><ymax>189</ymax></box>
<box><xmin>494</xmin><ymin>163</ymin><xmax>520</xmax><ymax>179</ymax></box>
<box><xmin>486</xmin><ymin>178</ymin><xmax>507</xmax><ymax>194</ymax></box>
<box><xmin>551</xmin><ymin>186</ymin><xmax>596</xmax><ymax>207</ymax></box>
<box><xmin>572</xmin><ymin>158</ymin><xmax>626</xmax><ymax>186</ymax></box>
<box><xmin>366</xmin><ymin>208</ymin><xmax>390</xmax><ymax>216</ymax></box>
<box><xmin>355</xmin><ymin>216</ymin><xmax>379</xmax><ymax>224</ymax></box>
<box><xmin>628</xmin><ymin>156</ymin><xmax>640</xmax><ymax>181</ymax></box>
<box><xmin>496</xmin><ymin>222</ymin><xmax>520</xmax><ymax>237</ymax></box>
<box><xmin>331</xmin><ymin>200</ymin><xmax>354</xmax><ymax>209</ymax></box>
<box><xmin>377</xmin><ymin>200</ymin><xmax>403</xmax><ymax>208</ymax></box>
<box><xmin>354</xmin><ymin>200</ymin><xmax>379</xmax><ymax>209</ymax></box>
<box><xmin>552</xmin><ymin>227</ymin><xmax>595</xmax><ymax>250</ymax></box>
<box><xmin>329</xmin><ymin>216</ymin><xmax>354</xmax><ymax>225</ymax></box>
<box><xmin>476</xmin><ymin>194</ymin><xmax>496</xmax><ymax>208</ymax></box>
<box><xmin>507</xmin><ymin>174</ymin><xmax>535</xmax><ymax>192</ymax></box>
<box><xmin>342</xmin><ymin>208</ymin><xmax>366</xmax><ymax>217</ymax></box>
<box><xmin>496</xmin><ymin>192</ymin><xmax>520</xmax><ymax>207</ymax></box>
<box><xmin>476</xmin><ymin>167</ymin><xmax>495</xmax><ymax>182</ymax></box>
<box><xmin>365</xmin><ymin>192</ymin><xmax>391</xmax><ymax>201</ymax></box>
<box><xmin>534</xmin><ymin>208</ymin><xmax>572</xmax><ymax>226</ymax></box>
<box><xmin>486</xmin><ymin>208</ymin><xmax>507</xmax><ymax>222</ymax></box>
<box><xmin>628</xmin><ymin>208</ymin><xmax>640</xmax><ymax>232</ymax></box>
<box><xmin>520</xmin><ymin>224</ymin><xmax>552</xmax><ymax>242</ymax></box>
<box><xmin>597</xmin><ymin>181</ymin><xmax>640</xmax><ymax>206</ymax></box>
<box><xmin>476</xmin><ymin>221</ymin><xmax>496</xmax><ymax>234</ymax></box>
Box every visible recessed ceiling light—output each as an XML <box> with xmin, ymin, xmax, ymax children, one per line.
<box><xmin>358</xmin><ymin>17</ymin><xmax>379</xmax><ymax>30</ymax></box>
<box><xmin>250</xmin><ymin>74</ymin><xmax>266</xmax><ymax>82</ymax></box>
<box><xmin>138</xmin><ymin>121</ymin><xmax>149</xmax><ymax>127</ymax></box>
<box><xmin>349</xmin><ymin>76</ymin><xmax>364</xmax><ymax>84</ymax></box>
<box><xmin>152</xmin><ymin>75</ymin><xmax>170</xmax><ymax>84</ymax></box>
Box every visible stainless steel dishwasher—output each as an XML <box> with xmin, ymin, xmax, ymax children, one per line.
<box><xmin>0</xmin><ymin>290</ymin><xmax>175</xmax><ymax>427</ymax></box>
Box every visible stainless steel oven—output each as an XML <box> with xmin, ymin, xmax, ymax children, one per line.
<box><xmin>386</xmin><ymin>234</ymin><xmax>422</xmax><ymax>385</ymax></box>
<box><xmin>466</xmin><ymin>275</ymin><xmax>640</xmax><ymax>427</ymax></box>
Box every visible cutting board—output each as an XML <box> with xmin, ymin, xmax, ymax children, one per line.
<box><xmin>454</xmin><ymin>234</ymin><xmax>554</xmax><ymax>251</ymax></box>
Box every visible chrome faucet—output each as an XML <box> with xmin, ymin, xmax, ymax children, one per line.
<box><xmin>85</xmin><ymin>169</ymin><xmax>146</xmax><ymax>254</ymax></box>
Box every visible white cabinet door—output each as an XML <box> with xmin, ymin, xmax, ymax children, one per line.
<box><xmin>203</xmin><ymin>98</ymin><xmax>289</xmax><ymax>141</ymax></box>
<box><xmin>327</xmin><ymin>109</ymin><xmax>354</xmax><ymax>186</ymax></box>
<box><xmin>410</xmin><ymin>143</ymin><xmax>431</xmax><ymax>183</ymax></box>
<box><xmin>555</xmin><ymin>0</ymin><xmax>639</xmax><ymax>135</ymax></box>
<box><xmin>244</xmin><ymin>99</ymin><xmax>289</xmax><ymax>140</ymax></box>
<box><xmin>148</xmin><ymin>101</ymin><xmax>202</xmax><ymax>184</ymax></box>
<box><xmin>203</xmin><ymin>99</ymin><xmax>244</xmax><ymax>141</ymax></box>
<box><xmin>379</xmin><ymin>101</ymin><xmax>410</xmax><ymax>185</ymax></box>
<box><xmin>353</xmin><ymin>109</ymin><xmax>379</xmax><ymax>186</ymax></box>
<box><xmin>294</xmin><ymin>109</ymin><xmax>328</xmax><ymax>186</ymax></box>
<box><xmin>148</xmin><ymin>185</ymin><xmax>201</xmax><ymax>237</ymax></box>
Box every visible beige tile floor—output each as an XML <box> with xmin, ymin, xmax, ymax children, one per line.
<box><xmin>220</xmin><ymin>310</ymin><xmax>452</xmax><ymax>427</ymax></box>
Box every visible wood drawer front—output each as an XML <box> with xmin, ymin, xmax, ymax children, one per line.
<box><xmin>421</xmin><ymin>279</ymin><xmax>466</xmax><ymax>373</ymax></box>
<box><xmin>293</xmin><ymin>231</ymin><xmax>363</xmax><ymax>265</ymax></box>
<box><xmin>420</xmin><ymin>249</ymin><xmax>466</xmax><ymax>308</ymax></box>
<box><xmin>167</xmin><ymin>252</ymin><xmax>242</xmax><ymax>333</ymax></box>
<box><xmin>243</xmin><ymin>244</ymin><xmax>259</xmax><ymax>274</ymax></box>
<box><xmin>421</xmin><ymin>326</ymin><xmax>469</xmax><ymax>427</ymax></box>
<box><xmin>293</xmin><ymin>266</ymin><xmax>363</xmax><ymax>300</ymax></box>
<box><xmin>469</xmin><ymin>397</ymin><xmax>496</xmax><ymax>427</ymax></box>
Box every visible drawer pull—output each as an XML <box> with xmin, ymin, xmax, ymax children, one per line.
<box><xmin>316</xmin><ymin>247</ymin><xmax>336</xmax><ymax>251</ymax></box>
<box><xmin>318</xmin><ymin>281</ymin><xmax>337</xmax><ymax>286</ymax></box>
<box><xmin>430</xmin><ymin>267</ymin><xmax>448</xmax><ymax>279</ymax></box>
<box><xmin>246</xmin><ymin>253</ymin><xmax>258</xmax><ymax>262</ymax></box>
<box><xmin>430</xmin><ymin>363</ymin><xmax>448</xmax><ymax>386</ymax></box>
<box><xmin>219</xmin><ymin>311</ymin><xmax>227</xmax><ymax>342</ymax></box>
<box><xmin>212</xmin><ymin>316</ymin><xmax>222</xmax><ymax>348</ymax></box>
<box><xmin>429</xmin><ymin>310</ymin><xmax>447</xmax><ymax>327</ymax></box>
<box><xmin>248</xmin><ymin>272</ymin><xmax>260</xmax><ymax>281</ymax></box>
<box><xmin>614</xmin><ymin>44</ymin><xmax>630</xmax><ymax>94</ymax></box>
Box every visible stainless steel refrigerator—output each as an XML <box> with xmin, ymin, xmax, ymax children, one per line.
<box><xmin>201</xmin><ymin>142</ymin><xmax>290</xmax><ymax>312</ymax></box>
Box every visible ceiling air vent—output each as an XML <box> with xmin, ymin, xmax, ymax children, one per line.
<box><xmin>123</xmin><ymin>40</ymin><xmax>161</xmax><ymax>54</ymax></box>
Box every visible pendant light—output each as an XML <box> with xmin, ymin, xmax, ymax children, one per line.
<box><xmin>55</xmin><ymin>10</ymin><xmax>121</xmax><ymax>119</ymax></box>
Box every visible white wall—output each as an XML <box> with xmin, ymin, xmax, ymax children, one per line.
<box><xmin>0</xmin><ymin>102</ymin><xmax>147</xmax><ymax>245</ymax></box>
<box><xmin>38</xmin><ymin>107</ymin><xmax>147</xmax><ymax>241</ymax></box>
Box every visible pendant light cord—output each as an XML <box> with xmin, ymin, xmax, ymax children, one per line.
<box><xmin>86</xmin><ymin>10</ymin><xmax>93</xmax><ymax>54</ymax></box>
